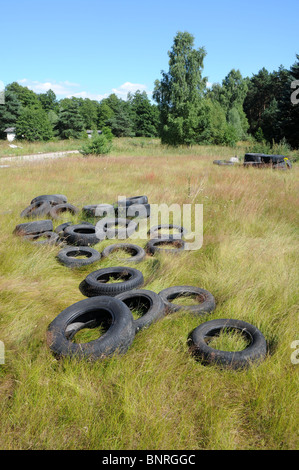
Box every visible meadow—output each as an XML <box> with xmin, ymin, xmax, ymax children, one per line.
<box><xmin>0</xmin><ymin>138</ymin><xmax>298</xmax><ymax>450</ymax></box>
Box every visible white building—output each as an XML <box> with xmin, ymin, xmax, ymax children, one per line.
<box><xmin>86</xmin><ymin>130</ymin><xmax>102</xmax><ymax>139</ymax></box>
<box><xmin>4</xmin><ymin>127</ymin><xmax>16</xmax><ymax>142</ymax></box>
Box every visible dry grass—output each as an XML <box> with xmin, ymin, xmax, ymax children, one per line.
<box><xmin>0</xmin><ymin>139</ymin><xmax>298</xmax><ymax>450</ymax></box>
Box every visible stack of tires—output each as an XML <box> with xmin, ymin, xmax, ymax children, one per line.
<box><xmin>20</xmin><ymin>194</ymin><xmax>80</xmax><ymax>220</ymax></box>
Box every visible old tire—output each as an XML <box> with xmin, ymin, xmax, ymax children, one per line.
<box><xmin>47</xmin><ymin>296</ymin><xmax>136</xmax><ymax>359</ymax></box>
<box><xmin>158</xmin><ymin>286</ymin><xmax>216</xmax><ymax>315</ymax></box>
<box><xmin>31</xmin><ymin>194</ymin><xmax>68</xmax><ymax>205</ymax></box>
<box><xmin>116</xmin><ymin>289</ymin><xmax>166</xmax><ymax>333</ymax></box>
<box><xmin>79</xmin><ymin>266</ymin><xmax>144</xmax><ymax>297</ymax></box>
<box><xmin>213</xmin><ymin>160</ymin><xmax>234</xmax><ymax>166</ymax></box>
<box><xmin>116</xmin><ymin>196</ymin><xmax>148</xmax><ymax>207</ymax></box>
<box><xmin>24</xmin><ymin>231</ymin><xmax>59</xmax><ymax>245</ymax></box>
<box><xmin>101</xmin><ymin>243</ymin><xmax>146</xmax><ymax>263</ymax></box>
<box><xmin>49</xmin><ymin>203</ymin><xmax>80</xmax><ymax>219</ymax></box>
<box><xmin>125</xmin><ymin>204</ymin><xmax>151</xmax><ymax>219</ymax></box>
<box><xmin>146</xmin><ymin>238</ymin><xmax>185</xmax><ymax>255</ymax></box>
<box><xmin>63</xmin><ymin>224</ymin><xmax>101</xmax><ymax>246</ymax></box>
<box><xmin>96</xmin><ymin>217</ymin><xmax>138</xmax><ymax>240</ymax></box>
<box><xmin>148</xmin><ymin>224</ymin><xmax>187</xmax><ymax>239</ymax></box>
<box><xmin>82</xmin><ymin>204</ymin><xmax>115</xmax><ymax>218</ymax></box>
<box><xmin>188</xmin><ymin>318</ymin><xmax>267</xmax><ymax>369</ymax></box>
<box><xmin>13</xmin><ymin>219</ymin><xmax>53</xmax><ymax>236</ymax></box>
<box><xmin>20</xmin><ymin>201</ymin><xmax>52</xmax><ymax>219</ymax></box>
<box><xmin>55</xmin><ymin>221</ymin><xmax>95</xmax><ymax>241</ymax></box>
<box><xmin>57</xmin><ymin>246</ymin><xmax>101</xmax><ymax>268</ymax></box>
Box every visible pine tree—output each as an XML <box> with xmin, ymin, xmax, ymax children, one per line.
<box><xmin>0</xmin><ymin>89</ymin><xmax>21</xmax><ymax>139</ymax></box>
<box><xmin>56</xmin><ymin>98</ymin><xmax>85</xmax><ymax>139</ymax></box>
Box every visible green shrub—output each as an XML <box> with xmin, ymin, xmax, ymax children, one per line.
<box><xmin>80</xmin><ymin>128</ymin><xmax>113</xmax><ymax>156</ymax></box>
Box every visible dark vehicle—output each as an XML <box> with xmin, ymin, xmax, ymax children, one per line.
<box><xmin>243</xmin><ymin>153</ymin><xmax>292</xmax><ymax>170</ymax></box>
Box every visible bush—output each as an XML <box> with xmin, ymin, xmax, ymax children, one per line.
<box><xmin>80</xmin><ymin>128</ymin><xmax>113</xmax><ymax>156</ymax></box>
<box><xmin>246</xmin><ymin>137</ymin><xmax>292</xmax><ymax>156</ymax></box>
<box><xmin>16</xmin><ymin>107</ymin><xmax>54</xmax><ymax>141</ymax></box>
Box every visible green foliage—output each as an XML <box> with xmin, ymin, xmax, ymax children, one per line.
<box><xmin>128</xmin><ymin>90</ymin><xmax>159</xmax><ymax>137</ymax></box>
<box><xmin>77</xmin><ymin>98</ymin><xmax>99</xmax><ymax>129</ymax></box>
<box><xmin>246</xmin><ymin>137</ymin><xmax>292</xmax><ymax>156</ymax></box>
<box><xmin>6</xmin><ymin>82</ymin><xmax>41</xmax><ymax>109</ymax></box>
<box><xmin>0</xmin><ymin>89</ymin><xmax>21</xmax><ymax>138</ymax></box>
<box><xmin>107</xmin><ymin>105</ymin><xmax>134</xmax><ymax>137</ymax></box>
<box><xmin>209</xmin><ymin>69</ymin><xmax>249</xmax><ymax>139</ymax></box>
<box><xmin>154</xmin><ymin>31</ymin><xmax>208</xmax><ymax>145</ymax></box>
<box><xmin>227</xmin><ymin>107</ymin><xmax>244</xmax><ymax>140</ymax></box>
<box><xmin>97</xmin><ymin>102</ymin><xmax>114</xmax><ymax>129</ymax></box>
<box><xmin>243</xmin><ymin>58</ymin><xmax>299</xmax><ymax>148</ymax></box>
<box><xmin>15</xmin><ymin>107</ymin><xmax>54</xmax><ymax>141</ymax></box>
<box><xmin>80</xmin><ymin>127</ymin><xmax>113</xmax><ymax>155</ymax></box>
<box><xmin>38</xmin><ymin>90</ymin><xmax>58</xmax><ymax>113</ymax></box>
<box><xmin>56</xmin><ymin>98</ymin><xmax>85</xmax><ymax>139</ymax></box>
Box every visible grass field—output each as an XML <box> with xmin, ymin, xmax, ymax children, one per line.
<box><xmin>0</xmin><ymin>138</ymin><xmax>298</xmax><ymax>450</ymax></box>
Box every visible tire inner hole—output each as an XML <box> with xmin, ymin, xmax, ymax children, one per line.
<box><xmin>169</xmin><ymin>293</ymin><xmax>205</xmax><ymax>306</ymax></box>
<box><xmin>156</xmin><ymin>240</ymin><xmax>184</xmax><ymax>249</ymax></box>
<box><xmin>96</xmin><ymin>272</ymin><xmax>132</xmax><ymax>283</ymax></box>
<box><xmin>67</xmin><ymin>309</ymin><xmax>112</xmax><ymax>343</ymax></box>
<box><xmin>66</xmin><ymin>250</ymin><xmax>93</xmax><ymax>259</ymax></box>
<box><xmin>120</xmin><ymin>296</ymin><xmax>151</xmax><ymax>319</ymax></box>
<box><xmin>204</xmin><ymin>327</ymin><xmax>252</xmax><ymax>352</ymax></box>
<box><xmin>73</xmin><ymin>228</ymin><xmax>95</xmax><ymax>234</ymax></box>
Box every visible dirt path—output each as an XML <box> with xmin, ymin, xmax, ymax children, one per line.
<box><xmin>0</xmin><ymin>149</ymin><xmax>80</xmax><ymax>166</ymax></box>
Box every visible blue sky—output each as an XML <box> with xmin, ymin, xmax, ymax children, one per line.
<box><xmin>1</xmin><ymin>0</ymin><xmax>298</xmax><ymax>101</ymax></box>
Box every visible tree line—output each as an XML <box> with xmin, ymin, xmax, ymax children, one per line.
<box><xmin>0</xmin><ymin>32</ymin><xmax>298</xmax><ymax>149</ymax></box>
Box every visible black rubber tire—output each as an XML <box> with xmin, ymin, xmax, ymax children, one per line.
<box><xmin>125</xmin><ymin>204</ymin><xmax>151</xmax><ymax>219</ymax></box>
<box><xmin>13</xmin><ymin>219</ymin><xmax>53</xmax><ymax>236</ymax></box>
<box><xmin>115</xmin><ymin>195</ymin><xmax>148</xmax><ymax>207</ymax></box>
<box><xmin>116</xmin><ymin>289</ymin><xmax>166</xmax><ymax>333</ymax></box>
<box><xmin>146</xmin><ymin>238</ymin><xmax>185</xmax><ymax>255</ymax></box>
<box><xmin>213</xmin><ymin>160</ymin><xmax>234</xmax><ymax>166</ymax></box>
<box><xmin>57</xmin><ymin>246</ymin><xmax>101</xmax><ymax>268</ymax></box>
<box><xmin>79</xmin><ymin>266</ymin><xmax>144</xmax><ymax>297</ymax></box>
<box><xmin>63</xmin><ymin>224</ymin><xmax>101</xmax><ymax>246</ymax></box>
<box><xmin>31</xmin><ymin>194</ymin><xmax>68</xmax><ymax>205</ymax></box>
<box><xmin>158</xmin><ymin>286</ymin><xmax>216</xmax><ymax>315</ymax></box>
<box><xmin>96</xmin><ymin>218</ymin><xmax>138</xmax><ymax>240</ymax></box>
<box><xmin>188</xmin><ymin>319</ymin><xmax>267</xmax><ymax>369</ymax></box>
<box><xmin>49</xmin><ymin>203</ymin><xmax>80</xmax><ymax>219</ymax></box>
<box><xmin>148</xmin><ymin>224</ymin><xmax>187</xmax><ymax>239</ymax></box>
<box><xmin>24</xmin><ymin>231</ymin><xmax>60</xmax><ymax>245</ymax></box>
<box><xmin>20</xmin><ymin>201</ymin><xmax>52</xmax><ymax>219</ymax></box>
<box><xmin>54</xmin><ymin>222</ymin><xmax>73</xmax><ymax>238</ymax></box>
<box><xmin>83</xmin><ymin>204</ymin><xmax>115</xmax><ymax>218</ymax></box>
<box><xmin>101</xmin><ymin>243</ymin><xmax>146</xmax><ymax>263</ymax></box>
<box><xmin>47</xmin><ymin>296</ymin><xmax>136</xmax><ymax>359</ymax></box>
<box><xmin>55</xmin><ymin>221</ymin><xmax>95</xmax><ymax>240</ymax></box>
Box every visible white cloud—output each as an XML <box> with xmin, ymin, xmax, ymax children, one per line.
<box><xmin>67</xmin><ymin>91</ymin><xmax>109</xmax><ymax>101</ymax></box>
<box><xmin>112</xmin><ymin>81</ymin><xmax>149</xmax><ymax>99</ymax></box>
<box><xmin>17</xmin><ymin>79</ymin><xmax>151</xmax><ymax>101</ymax></box>
<box><xmin>17</xmin><ymin>79</ymin><xmax>80</xmax><ymax>96</ymax></box>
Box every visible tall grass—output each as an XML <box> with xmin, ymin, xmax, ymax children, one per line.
<box><xmin>0</xmin><ymin>142</ymin><xmax>298</xmax><ymax>449</ymax></box>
